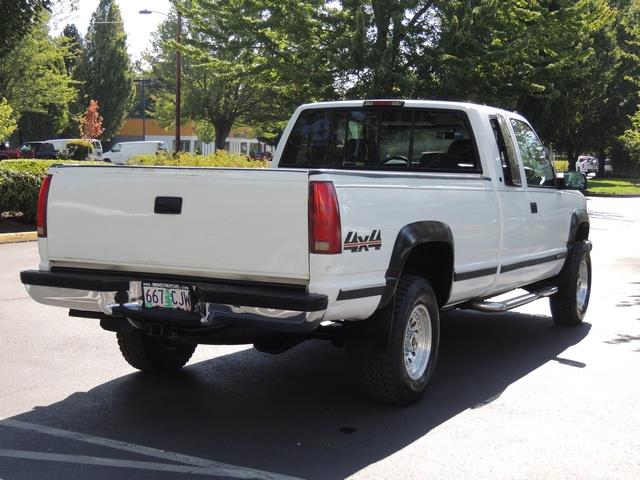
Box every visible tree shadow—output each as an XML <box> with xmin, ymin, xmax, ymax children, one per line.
<box><xmin>2</xmin><ymin>310</ymin><xmax>591</xmax><ymax>479</ymax></box>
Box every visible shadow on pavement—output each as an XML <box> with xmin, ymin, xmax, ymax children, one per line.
<box><xmin>3</xmin><ymin>310</ymin><xmax>591</xmax><ymax>479</ymax></box>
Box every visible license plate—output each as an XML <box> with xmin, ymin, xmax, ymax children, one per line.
<box><xmin>142</xmin><ymin>282</ymin><xmax>192</xmax><ymax>311</ymax></box>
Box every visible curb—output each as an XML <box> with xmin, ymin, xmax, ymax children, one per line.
<box><xmin>585</xmin><ymin>192</ymin><xmax>640</xmax><ymax>198</ymax></box>
<box><xmin>0</xmin><ymin>231</ymin><xmax>38</xmax><ymax>244</ymax></box>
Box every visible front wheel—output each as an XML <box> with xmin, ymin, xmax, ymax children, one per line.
<box><xmin>360</xmin><ymin>275</ymin><xmax>440</xmax><ymax>406</ymax></box>
<box><xmin>117</xmin><ymin>330</ymin><xmax>196</xmax><ymax>372</ymax></box>
<box><xmin>550</xmin><ymin>241</ymin><xmax>592</xmax><ymax>325</ymax></box>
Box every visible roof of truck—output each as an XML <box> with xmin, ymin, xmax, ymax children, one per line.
<box><xmin>297</xmin><ymin>99</ymin><xmax>526</xmax><ymax>122</ymax></box>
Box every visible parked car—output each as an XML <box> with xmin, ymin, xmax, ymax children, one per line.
<box><xmin>0</xmin><ymin>141</ymin><xmax>20</xmax><ymax>160</ymax></box>
<box><xmin>18</xmin><ymin>141</ymin><xmax>58</xmax><ymax>159</ymax></box>
<box><xmin>47</xmin><ymin>138</ymin><xmax>103</xmax><ymax>160</ymax></box>
<box><xmin>21</xmin><ymin>100</ymin><xmax>591</xmax><ymax>406</ymax></box>
<box><xmin>102</xmin><ymin>141</ymin><xmax>169</xmax><ymax>165</ymax></box>
<box><xmin>576</xmin><ymin>155</ymin><xmax>598</xmax><ymax>174</ymax></box>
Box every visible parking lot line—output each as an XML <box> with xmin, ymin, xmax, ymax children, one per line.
<box><xmin>0</xmin><ymin>419</ymin><xmax>300</xmax><ymax>480</ymax></box>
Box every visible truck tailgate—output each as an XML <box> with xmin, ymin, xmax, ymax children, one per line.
<box><xmin>45</xmin><ymin>166</ymin><xmax>310</xmax><ymax>283</ymax></box>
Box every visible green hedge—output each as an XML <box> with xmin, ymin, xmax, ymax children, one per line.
<box><xmin>0</xmin><ymin>170</ymin><xmax>42</xmax><ymax>221</ymax></box>
<box><xmin>129</xmin><ymin>151</ymin><xmax>268</xmax><ymax>168</ymax></box>
<box><xmin>0</xmin><ymin>159</ymin><xmax>107</xmax><ymax>175</ymax></box>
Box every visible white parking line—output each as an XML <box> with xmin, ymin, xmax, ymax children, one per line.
<box><xmin>0</xmin><ymin>419</ymin><xmax>301</xmax><ymax>480</ymax></box>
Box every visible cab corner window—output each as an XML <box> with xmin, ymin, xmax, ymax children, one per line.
<box><xmin>510</xmin><ymin>119</ymin><xmax>555</xmax><ymax>187</ymax></box>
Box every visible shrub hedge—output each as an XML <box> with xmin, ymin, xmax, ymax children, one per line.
<box><xmin>129</xmin><ymin>151</ymin><xmax>268</xmax><ymax>168</ymax></box>
<box><xmin>0</xmin><ymin>170</ymin><xmax>42</xmax><ymax>221</ymax></box>
<box><xmin>554</xmin><ymin>159</ymin><xmax>569</xmax><ymax>172</ymax></box>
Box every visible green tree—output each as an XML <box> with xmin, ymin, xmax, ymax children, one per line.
<box><xmin>0</xmin><ymin>98</ymin><xmax>18</xmax><ymax>140</ymax></box>
<box><xmin>61</xmin><ymin>24</ymin><xmax>83</xmax><ymax>75</ymax></box>
<box><xmin>149</xmin><ymin>1</ymin><xmax>334</xmax><ymax>150</ymax></box>
<box><xmin>421</xmin><ymin>0</ymin><xmax>640</xmax><ymax>170</ymax></box>
<box><xmin>0</xmin><ymin>14</ymin><xmax>76</xmax><ymax>140</ymax></box>
<box><xmin>77</xmin><ymin>0</ymin><xmax>134</xmax><ymax>140</ymax></box>
<box><xmin>620</xmin><ymin>107</ymin><xmax>640</xmax><ymax>169</ymax></box>
<box><xmin>333</xmin><ymin>0</ymin><xmax>438</xmax><ymax>97</ymax></box>
<box><xmin>0</xmin><ymin>1</ymin><xmax>51</xmax><ymax>57</ymax></box>
<box><xmin>194</xmin><ymin>120</ymin><xmax>215</xmax><ymax>144</ymax></box>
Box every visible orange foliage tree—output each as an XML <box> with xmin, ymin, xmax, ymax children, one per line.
<box><xmin>80</xmin><ymin>99</ymin><xmax>105</xmax><ymax>139</ymax></box>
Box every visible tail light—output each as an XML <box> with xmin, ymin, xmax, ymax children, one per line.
<box><xmin>309</xmin><ymin>181</ymin><xmax>342</xmax><ymax>254</ymax></box>
<box><xmin>37</xmin><ymin>174</ymin><xmax>53</xmax><ymax>238</ymax></box>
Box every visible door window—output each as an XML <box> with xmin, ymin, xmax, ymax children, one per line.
<box><xmin>510</xmin><ymin>119</ymin><xmax>555</xmax><ymax>187</ymax></box>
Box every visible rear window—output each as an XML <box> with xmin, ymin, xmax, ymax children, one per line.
<box><xmin>280</xmin><ymin>107</ymin><xmax>481</xmax><ymax>172</ymax></box>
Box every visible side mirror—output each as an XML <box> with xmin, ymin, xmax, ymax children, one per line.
<box><xmin>560</xmin><ymin>171</ymin><xmax>587</xmax><ymax>191</ymax></box>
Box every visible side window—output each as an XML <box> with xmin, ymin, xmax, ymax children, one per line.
<box><xmin>411</xmin><ymin>110</ymin><xmax>480</xmax><ymax>172</ymax></box>
<box><xmin>111</xmin><ymin>144</ymin><xmax>121</xmax><ymax>152</ymax></box>
<box><xmin>490</xmin><ymin>116</ymin><xmax>521</xmax><ymax>186</ymax></box>
<box><xmin>510</xmin><ymin>119</ymin><xmax>555</xmax><ymax>187</ymax></box>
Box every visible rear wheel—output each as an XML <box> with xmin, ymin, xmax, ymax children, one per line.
<box><xmin>550</xmin><ymin>241</ymin><xmax>591</xmax><ymax>325</ymax></box>
<box><xmin>360</xmin><ymin>275</ymin><xmax>440</xmax><ymax>406</ymax></box>
<box><xmin>117</xmin><ymin>330</ymin><xmax>196</xmax><ymax>372</ymax></box>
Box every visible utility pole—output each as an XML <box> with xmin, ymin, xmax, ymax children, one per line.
<box><xmin>175</xmin><ymin>10</ymin><xmax>182</xmax><ymax>153</ymax></box>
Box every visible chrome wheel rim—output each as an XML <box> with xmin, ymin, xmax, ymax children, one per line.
<box><xmin>576</xmin><ymin>258</ymin><xmax>589</xmax><ymax>314</ymax></box>
<box><xmin>403</xmin><ymin>304</ymin><xmax>432</xmax><ymax>381</ymax></box>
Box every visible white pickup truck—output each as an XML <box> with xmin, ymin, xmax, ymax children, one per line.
<box><xmin>21</xmin><ymin>100</ymin><xmax>591</xmax><ymax>405</ymax></box>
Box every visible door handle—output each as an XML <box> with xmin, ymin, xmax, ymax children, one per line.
<box><xmin>530</xmin><ymin>202</ymin><xmax>538</xmax><ymax>214</ymax></box>
<box><xmin>154</xmin><ymin>196</ymin><xmax>183</xmax><ymax>214</ymax></box>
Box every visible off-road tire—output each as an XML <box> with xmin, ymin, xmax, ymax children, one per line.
<box><xmin>117</xmin><ymin>330</ymin><xmax>196</xmax><ymax>372</ymax></box>
<box><xmin>360</xmin><ymin>275</ymin><xmax>440</xmax><ymax>406</ymax></box>
<box><xmin>550</xmin><ymin>241</ymin><xmax>591</xmax><ymax>326</ymax></box>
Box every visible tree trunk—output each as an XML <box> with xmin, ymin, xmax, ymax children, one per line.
<box><xmin>597</xmin><ymin>147</ymin><xmax>606</xmax><ymax>177</ymax></box>
<box><xmin>214</xmin><ymin>119</ymin><xmax>233</xmax><ymax>151</ymax></box>
<box><xmin>567</xmin><ymin>145</ymin><xmax>579</xmax><ymax>171</ymax></box>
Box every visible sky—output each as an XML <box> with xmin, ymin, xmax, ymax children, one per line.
<box><xmin>50</xmin><ymin>0</ymin><xmax>171</xmax><ymax>61</ymax></box>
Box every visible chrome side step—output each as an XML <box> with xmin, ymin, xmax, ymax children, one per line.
<box><xmin>468</xmin><ymin>286</ymin><xmax>558</xmax><ymax>313</ymax></box>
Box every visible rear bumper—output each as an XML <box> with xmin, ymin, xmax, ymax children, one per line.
<box><xmin>21</xmin><ymin>269</ymin><xmax>328</xmax><ymax>333</ymax></box>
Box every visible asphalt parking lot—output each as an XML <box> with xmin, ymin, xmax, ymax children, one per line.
<box><xmin>1</xmin><ymin>196</ymin><xmax>639</xmax><ymax>479</ymax></box>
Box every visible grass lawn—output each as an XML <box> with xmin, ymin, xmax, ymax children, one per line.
<box><xmin>586</xmin><ymin>177</ymin><xmax>640</xmax><ymax>195</ymax></box>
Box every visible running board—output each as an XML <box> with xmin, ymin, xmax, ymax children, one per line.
<box><xmin>468</xmin><ymin>286</ymin><xmax>558</xmax><ymax>313</ymax></box>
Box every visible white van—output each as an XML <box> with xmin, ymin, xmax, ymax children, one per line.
<box><xmin>47</xmin><ymin>138</ymin><xmax>103</xmax><ymax>160</ymax></box>
<box><xmin>103</xmin><ymin>141</ymin><xmax>169</xmax><ymax>165</ymax></box>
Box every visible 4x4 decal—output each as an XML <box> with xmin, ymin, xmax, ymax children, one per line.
<box><xmin>344</xmin><ymin>230</ymin><xmax>382</xmax><ymax>253</ymax></box>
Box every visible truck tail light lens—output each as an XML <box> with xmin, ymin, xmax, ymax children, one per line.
<box><xmin>37</xmin><ymin>174</ymin><xmax>52</xmax><ymax>238</ymax></box>
<box><xmin>309</xmin><ymin>181</ymin><xmax>342</xmax><ymax>254</ymax></box>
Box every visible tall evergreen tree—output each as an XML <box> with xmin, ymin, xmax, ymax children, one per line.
<box><xmin>61</xmin><ymin>24</ymin><xmax>83</xmax><ymax>75</ymax></box>
<box><xmin>77</xmin><ymin>0</ymin><xmax>134</xmax><ymax>140</ymax></box>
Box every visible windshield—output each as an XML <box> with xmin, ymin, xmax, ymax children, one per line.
<box><xmin>280</xmin><ymin>107</ymin><xmax>480</xmax><ymax>172</ymax></box>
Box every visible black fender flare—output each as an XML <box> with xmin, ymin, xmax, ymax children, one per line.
<box><xmin>378</xmin><ymin>221</ymin><xmax>454</xmax><ymax>309</ymax></box>
<box><xmin>346</xmin><ymin>221</ymin><xmax>454</xmax><ymax>356</ymax></box>
<box><xmin>568</xmin><ymin>209</ymin><xmax>589</xmax><ymax>244</ymax></box>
